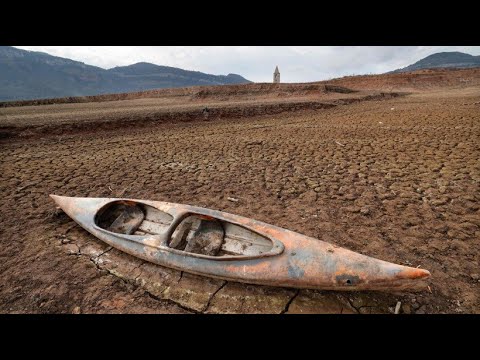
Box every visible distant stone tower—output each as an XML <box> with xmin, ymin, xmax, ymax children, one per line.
<box><xmin>273</xmin><ymin>66</ymin><xmax>280</xmax><ymax>84</ymax></box>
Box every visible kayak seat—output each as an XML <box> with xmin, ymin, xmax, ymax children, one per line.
<box><xmin>169</xmin><ymin>216</ymin><xmax>225</xmax><ymax>256</ymax></box>
<box><xmin>96</xmin><ymin>201</ymin><xmax>145</xmax><ymax>235</ymax></box>
<box><xmin>96</xmin><ymin>201</ymin><xmax>174</xmax><ymax>236</ymax></box>
<box><xmin>184</xmin><ymin>219</ymin><xmax>224</xmax><ymax>256</ymax></box>
<box><xmin>108</xmin><ymin>204</ymin><xmax>145</xmax><ymax>235</ymax></box>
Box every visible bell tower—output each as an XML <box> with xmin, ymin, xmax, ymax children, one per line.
<box><xmin>273</xmin><ymin>66</ymin><xmax>280</xmax><ymax>84</ymax></box>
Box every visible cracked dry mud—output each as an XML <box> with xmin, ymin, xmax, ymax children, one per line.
<box><xmin>0</xmin><ymin>84</ymin><xmax>479</xmax><ymax>314</ymax></box>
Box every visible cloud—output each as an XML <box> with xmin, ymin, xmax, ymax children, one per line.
<box><xmin>14</xmin><ymin>46</ymin><xmax>480</xmax><ymax>83</ymax></box>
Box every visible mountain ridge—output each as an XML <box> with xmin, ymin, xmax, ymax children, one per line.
<box><xmin>392</xmin><ymin>51</ymin><xmax>480</xmax><ymax>73</ymax></box>
<box><xmin>0</xmin><ymin>46</ymin><xmax>251</xmax><ymax>101</ymax></box>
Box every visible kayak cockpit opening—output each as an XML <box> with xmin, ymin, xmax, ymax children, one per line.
<box><xmin>95</xmin><ymin>201</ymin><xmax>274</xmax><ymax>257</ymax></box>
<box><xmin>168</xmin><ymin>215</ymin><xmax>273</xmax><ymax>257</ymax></box>
<box><xmin>95</xmin><ymin>200</ymin><xmax>173</xmax><ymax>235</ymax></box>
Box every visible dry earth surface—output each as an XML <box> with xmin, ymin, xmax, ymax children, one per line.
<box><xmin>1</xmin><ymin>68</ymin><xmax>479</xmax><ymax>314</ymax></box>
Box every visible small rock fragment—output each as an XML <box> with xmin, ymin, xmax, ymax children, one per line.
<box><xmin>402</xmin><ymin>304</ymin><xmax>411</xmax><ymax>314</ymax></box>
<box><xmin>345</xmin><ymin>206</ymin><xmax>361</xmax><ymax>213</ymax></box>
<box><xmin>416</xmin><ymin>305</ymin><xmax>426</xmax><ymax>314</ymax></box>
<box><xmin>360</xmin><ymin>207</ymin><xmax>370</xmax><ymax>215</ymax></box>
<box><xmin>72</xmin><ymin>306</ymin><xmax>81</xmax><ymax>314</ymax></box>
<box><xmin>394</xmin><ymin>301</ymin><xmax>401</xmax><ymax>314</ymax></box>
<box><xmin>227</xmin><ymin>197</ymin><xmax>239</xmax><ymax>202</ymax></box>
<box><xmin>64</xmin><ymin>243</ymin><xmax>79</xmax><ymax>255</ymax></box>
<box><xmin>352</xmin><ymin>297</ymin><xmax>365</xmax><ymax>309</ymax></box>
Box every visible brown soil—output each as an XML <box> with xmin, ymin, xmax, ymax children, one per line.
<box><xmin>0</xmin><ymin>69</ymin><xmax>479</xmax><ymax>314</ymax></box>
<box><xmin>327</xmin><ymin>67</ymin><xmax>480</xmax><ymax>92</ymax></box>
<box><xmin>0</xmin><ymin>83</ymin><xmax>356</xmax><ymax>108</ymax></box>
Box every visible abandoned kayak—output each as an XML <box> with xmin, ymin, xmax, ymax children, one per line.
<box><xmin>50</xmin><ymin>195</ymin><xmax>431</xmax><ymax>291</ymax></box>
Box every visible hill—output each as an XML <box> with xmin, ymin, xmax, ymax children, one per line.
<box><xmin>392</xmin><ymin>51</ymin><xmax>480</xmax><ymax>73</ymax></box>
<box><xmin>0</xmin><ymin>46</ymin><xmax>251</xmax><ymax>101</ymax></box>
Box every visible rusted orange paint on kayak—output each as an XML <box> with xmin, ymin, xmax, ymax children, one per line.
<box><xmin>50</xmin><ymin>194</ymin><xmax>431</xmax><ymax>291</ymax></box>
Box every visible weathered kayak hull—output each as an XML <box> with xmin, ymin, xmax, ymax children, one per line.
<box><xmin>50</xmin><ymin>195</ymin><xmax>431</xmax><ymax>291</ymax></box>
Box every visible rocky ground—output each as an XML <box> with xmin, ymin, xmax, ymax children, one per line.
<box><xmin>0</xmin><ymin>73</ymin><xmax>478</xmax><ymax>314</ymax></box>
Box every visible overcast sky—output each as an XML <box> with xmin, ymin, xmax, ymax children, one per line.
<box><xmin>15</xmin><ymin>46</ymin><xmax>480</xmax><ymax>83</ymax></box>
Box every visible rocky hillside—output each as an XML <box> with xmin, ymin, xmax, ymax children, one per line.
<box><xmin>0</xmin><ymin>46</ymin><xmax>251</xmax><ymax>101</ymax></box>
<box><xmin>393</xmin><ymin>51</ymin><xmax>480</xmax><ymax>73</ymax></box>
<box><xmin>328</xmin><ymin>67</ymin><xmax>480</xmax><ymax>91</ymax></box>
